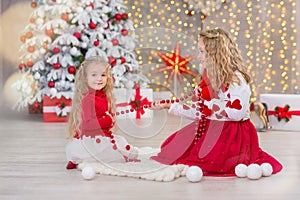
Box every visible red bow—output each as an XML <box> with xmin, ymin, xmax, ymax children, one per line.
<box><xmin>268</xmin><ymin>105</ymin><xmax>300</xmax><ymax>122</ymax></box>
<box><xmin>129</xmin><ymin>85</ymin><xmax>151</xmax><ymax>119</ymax></box>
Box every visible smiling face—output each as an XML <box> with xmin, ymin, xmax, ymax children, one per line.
<box><xmin>86</xmin><ymin>63</ymin><xmax>108</xmax><ymax>90</ymax></box>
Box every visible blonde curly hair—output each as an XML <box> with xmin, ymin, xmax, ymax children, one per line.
<box><xmin>198</xmin><ymin>28</ymin><xmax>251</xmax><ymax>92</ymax></box>
<box><xmin>68</xmin><ymin>56</ymin><xmax>115</xmax><ymax>138</ymax></box>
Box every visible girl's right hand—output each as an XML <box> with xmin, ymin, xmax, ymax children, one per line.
<box><xmin>149</xmin><ymin>100</ymin><xmax>170</xmax><ymax>110</ymax></box>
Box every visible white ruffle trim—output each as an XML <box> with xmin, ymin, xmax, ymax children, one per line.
<box><xmin>77</xmin><ymin>147</ymin><xmax>188</xmax><ymax>182</ymax></box>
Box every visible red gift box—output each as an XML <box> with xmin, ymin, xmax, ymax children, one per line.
<box><xmin>43</xmin><ymin>96</ymin><xmax>72</xmax><ymax>122</ymax></box>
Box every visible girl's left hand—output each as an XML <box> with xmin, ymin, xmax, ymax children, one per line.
<box><xmin>194</xmin><ymin>86</ymin><xmax>202</xmax><ymax>99</ymax></box>
<box><xmin>105</xmin><ymin>111</ymin><xmax>115</xmax><ymax>126</ymax></box>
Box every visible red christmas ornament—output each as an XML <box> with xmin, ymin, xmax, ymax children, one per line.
<box><xmin>48</xmin><ymin>81</ymin><xmax>55</xmax><ymax>88</ymax></box>
<box><xmin>94</xmin><ymin>40</ymin><xmax>100</xmax><ymax>46</ymax></box>
<box><xmin>89</xmin><ymin>22</ymin><xmax>97</xmax><ymax>29</ymax></box>
<box><xmin>125</xmin><ymin>145</ymin><xmax>131</xmax><ymax>151</ymax></box>
<box><xmin>27</xmin><ymin>61</ymin><xmax>34</xmax><ymax>67</ymax></box>
<box><xmin>52</xmin><ymin>63</ymin><xmax>61</xmax><ymax>69</ymax></box>
<box><xmin>53</xmin><ymin>47</ymin><xmax>60</xmax><ymax>54</ymax></box>
<box><xmin>121</xmin><ymin>29</ymin><xmax>128</xmax><ymax>36</ymax></box>
<box><xmin>33</xmin><ymin>102</ymin><xmax>40</xmax><ymax>109</ymax></box>
<box><xmin>109</xmin><ymin>56</ymin><xmax>116</xmax><ymax>66</ymax></box>
<box><xmin>122</xmin><ymin>13</ymin><xmax>128</xmax><ymax>20</ymax></box>
<box><xmin>68</xmin><ymin>66</ymin><xmax>76</xmax><ymax>74</ymax></box>
<box><xmin>156</xmin><ymin>42</ymin><xmax>196</xmax><ymax>85</ymax></box>
<box><xmin>45</xmin><ymin>28</ymin><xmax>54</xmax><ymax>36</ymax></box>
<box><xmin>20</xmin><ymin>35</ymin><xmax>26</xmax><ymax>43</ymax></box>
<box><xmin>26</xmin><ymin>32</ymin><xmax>33</xmax><ymax>38</ymax></box>
<box><xmin>201</xmin><ymin>14</ymin><xmax>207</xmax><ymax>20</ymax></box>
<box><xmin>61</xmin><ymin>13</ymin><xmax>69</xmax><ymax>21</ymax></box>
<box><xmin>29</xmin><ymin>17</ymin><xmax>35</xmax><ymax>23</ymax></box>
<box><xmin>115</xmin><ymin>13</ymin><xmax>122</xmax><ymax>21</ymax></box>
<box><xmin>27</xmin><ymin>46</ymin><xmax>35</xmax><ymax>53</ymax></box>
<box><xmin>120</xmin><ymin>57</ymin><xmax>126</xmax><ymax>64</ymax></box>
<box><xmin>112</xmin><ymin>39</ymin><xmax>119</xmax><ymax>46</ymax></box>
<box><xmin>19</xmin><ymin>63</ymin><xmax>26</xmax><ymax>70</ymax></box>
<box><xmin>88</xmin><ymin>3</ymin><xmax>94</xmax><ymax>9</ymax></box>
<box><xmin>73</xmin><ymin>32</ymin><xmax>81</xmax><ymax>39</ymax></box>
<box><xmin>31</xmin><ymin>1</ymin><xmax>37</xmax><ymax>8</ymax></box>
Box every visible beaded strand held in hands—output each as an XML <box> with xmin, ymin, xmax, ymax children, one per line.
<box><xmin>115</xmin><ymin>89</ymin><xmax>208</xmax><ymax>143</ymax></box>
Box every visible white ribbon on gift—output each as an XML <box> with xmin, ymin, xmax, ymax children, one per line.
<box><xmin>43</xmin><ymin>106</ymin><xmax>71</xmax><ymax>117</ymax></box>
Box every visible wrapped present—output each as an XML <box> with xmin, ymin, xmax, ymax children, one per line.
<box><xmin>114</xmin><ymin>86</ymin><xmax>153</xmax><ymax>119</ymax></box>
<box><xmin>260</xmin><ymin>94</ymin><xmax>300</xmax><ymax>131</ymax></box>
<box><xmin>43</xmin><ymin>96</ymin><xmax>72</xmax><ymax>122</ymax></box>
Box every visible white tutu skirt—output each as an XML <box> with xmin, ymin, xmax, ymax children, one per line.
<box><xmin>65</xmin><ymin>134</ymin><xmax>138</xmax><ymax>164</ymax></box>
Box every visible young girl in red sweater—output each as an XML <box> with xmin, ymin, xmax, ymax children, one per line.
<box><xmin>65</xmin><ymin>56</ymin><xmax>138</xmax><ymax>169</ymax></box>
<box><xmin>151</xmin><ymin>28</ymin><xmax>283</xmax><ymax>176</ymax></box>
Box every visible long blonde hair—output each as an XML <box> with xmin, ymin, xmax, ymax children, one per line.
<box><xmin>68</xmin><ymin>56</ymin><xmax>115</xmax><ymax>138</ymax></box>
<box><xmin>199</xmin><ymin>28</ymin><xmax>251</xmax><ymax>92</ymax></box>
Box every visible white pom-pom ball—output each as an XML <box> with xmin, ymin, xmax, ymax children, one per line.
<box><xmin>82</xmin><ymin>166</ymin><xmax>95</xmax><ymax>180</ymax></box>
<box><xmin>186</xmin><ymin>166</ymin><xmax>203</xmax><ymax>183</ymax></box>
<box><xmin>235</xmin><ymin>163</ymin><xmax>248</xmax><ymax>178</ymax></box>
<box><xmin>247</xmin><ymin>164</ymin><xmax>262</xmax><ymax>180</ymax></box>
<box><xmin>260</xmin><ymin>163</ymin><xmax>273</xmax><ymax>177</ymax></box>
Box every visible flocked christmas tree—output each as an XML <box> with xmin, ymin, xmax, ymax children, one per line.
<box><xmin>15</xmin><ymin>0</ymin><xmax>148</xmax><ymax>110</ymax></box>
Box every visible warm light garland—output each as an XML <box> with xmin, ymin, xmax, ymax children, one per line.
<box><xmin>124</xmin><ymin>0</ymin><xmax>299</xmax><ymax>100</ymax></box>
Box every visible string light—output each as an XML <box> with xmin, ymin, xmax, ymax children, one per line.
<box><xmin>123</xmin><ymin>0</ymin><xmax>299</xmax><ymax>100</ymax></box>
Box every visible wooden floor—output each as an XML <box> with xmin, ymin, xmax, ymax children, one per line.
<box><xmin>0</xmin><ymin>105</ymin><xmax>299</xmax><ymax>200</ymax></box>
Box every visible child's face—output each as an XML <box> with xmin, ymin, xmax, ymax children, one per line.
<box><xmin>86</xmin><ymin>63</ymin><xmax>108</xmax><ymax>90</ymax></box>
<box><xmin>198</xmin><ymin>38</ymin><xmax>206</xmax><ymax>67</ymax></box>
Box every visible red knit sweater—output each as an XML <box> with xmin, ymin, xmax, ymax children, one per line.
<box><xmin>75</xmin><ymin>88</ymin><xmax>113</xmax><ymax>138</ymax></box>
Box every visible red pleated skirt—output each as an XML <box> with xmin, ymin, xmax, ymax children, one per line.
<box><xmin>151</xmin><ymin>119</ymin><xmax>283</xmax><ymax>176</ymax></box>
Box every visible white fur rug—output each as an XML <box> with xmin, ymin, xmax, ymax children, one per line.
<box><xmin>77</xmin><ymin>147</ymin><xmax>188</xmax><ymax>182</ymax></box>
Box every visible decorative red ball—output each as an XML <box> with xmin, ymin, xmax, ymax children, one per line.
<box><xmin>122</xmin><ymin>13</ymin><xmax>128</xmax><ymax>20</ymax></box>
<box><xmin>115</xmin><ymin>13</ymin><xmax>122</xmax><ymax>21</ymax></box>
<box><xmin>120</xmin><ymin>57</ymin><xmax>126</xmax><ymax>64</ymax></box>
<box><xmin>48</xmin><ymin>81</ymin><xmax>55</xmax><ymax>88</ymax></box>
<box><xmin>111</xmin><ymin>39</ymin><xmax>119</xmax><ymax>46</ymax></box>
<box><xmin>121</xmin><ymin>29</ymin><xmax>128</xmax><ymax>36</ymax></box>
<box><xmin>88</xmin><ymin>3</ymin><xmax>94</xmax><ymax>9</ymax></box>
<box><xmin>31</xmin><ymin>2</ymin><xmax>37</xmax><ymax>8</ymax></box>
<box><xmin>89</xmin><ymin>22</ymin><xmax>97</xmax><ymax>29</ymax></box>
<box><xmin>94</xmin><ymin>40</ymin><xmax>100</xmax><ymax>46</ymax></box>
<box><xmin>73</xmin><ymin>32</ymin><xmax>81</xmax><ymax>39</ymax></box>
<box><xmin>27</xmin><ymin>61</ymin><xmax>34</xmax><ymax>67</ymax></box>
<box><xmin>68</xmin><ymin>66</ymin><xmax>76</xmax><ymax>74</ymax></box>
<box><xmin>125</xmin><ymin>145</ymin><xmax>131</xmax><ymax>151</ymax></box>
<box><xmin>33</xmin><ymin>102</ymin><xmax>40</xmax><ymax>109</ymax></box>
<box><xmin>52</xmin><ymin>63</ymin><xmax>61</xmax><ymax>69</ymax></box>
<box><xmin>19</xmin><ymin>63</ymin><xmax>26</xmax><ymax>70</ymax></box>
<box><xmin>109</xmin><ymin>56</ymin><xmax>116</xmax><ymax>66</ymax></box>
<box><xmin>53</xmin><ymin>47</ymin><xmax>60</xmax><ymax>54</ymax></box>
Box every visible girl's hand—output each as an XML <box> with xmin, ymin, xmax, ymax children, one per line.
<box><xmin>150</xmin><ymin>100</ymin><xmax>170</xmax><ymax>110</ymax></box>
<box><xmin>194</xmin><ymin>86</ymin><xmax>202</xmax><ymax>100</ymax></box>
<box><xmin>105</xmin><ymin>111</ymin><xmax>115</xmax><ymax>126</ymax></box>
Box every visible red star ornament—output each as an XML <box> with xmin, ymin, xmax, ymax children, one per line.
<box><xmin>156</xmin><ymin>42</ymin><xmax>196</xmax><ymax>85</ymax></box>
